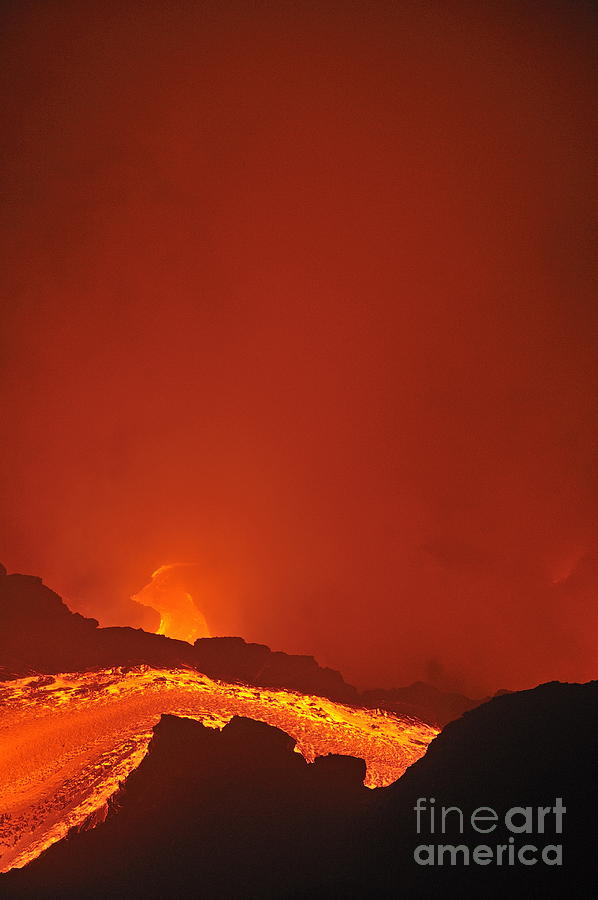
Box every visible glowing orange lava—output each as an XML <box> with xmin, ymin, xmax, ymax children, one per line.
<box><xmin>132</xmin><ymin>564</ymin><xmax>210</xmax><ymax>642</ymax></box>
<box><xmin>0</xmin><ymin>667</ymin><xmax>438</xmax><ymax>872</ymax></box>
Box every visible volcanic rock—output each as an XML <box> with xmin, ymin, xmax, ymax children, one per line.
<box><xmin>2</xmin><ymin>680</ymin><xmax>597</xmax><ymax>897</ymax></box>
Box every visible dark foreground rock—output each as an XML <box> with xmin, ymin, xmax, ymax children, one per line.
<box><xmin>1</xmin><ymin>715</ymin><xmax>370</xmax><ymax>899</ymax></box>
<box><xmin>1</xmin><ymin>679</ymin><xmax>597</xmax><ymax>898</ymax></box>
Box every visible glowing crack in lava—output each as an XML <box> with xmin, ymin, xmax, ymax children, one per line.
<box><xmin>132</xmin><ymin>564</ymin><xmax>210</xmax><ymax>643</ymax></box>
<box><xmin>0</xmin><ymin>667</ymin><xmax>439</xmax><ymax>872</ymax></box>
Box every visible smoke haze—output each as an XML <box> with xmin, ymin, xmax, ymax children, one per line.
<box><xmin>2</xmin><ymin>1</ymin><xmax>597</xmax><ymax>694</ymax></box>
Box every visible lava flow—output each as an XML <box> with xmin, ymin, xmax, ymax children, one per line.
<box><xmin>0</xmin><ymin>667</ymin><xmax>438</xmax><ymax>873</ymax></box>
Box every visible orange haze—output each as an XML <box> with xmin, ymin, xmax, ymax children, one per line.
<box><xmin>1</xmin><ymin>1</ymin><xmax>597</xmax><ymax>695</ymax></box>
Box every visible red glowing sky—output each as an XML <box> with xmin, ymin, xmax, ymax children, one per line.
<box><xmin>1</xmin><ymin>1</ymin><xmax>597</xmax><ymax>695</ymax></box>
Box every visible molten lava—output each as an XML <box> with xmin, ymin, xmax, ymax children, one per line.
<box><xmin>132</xmin><ymin>564</ymin><xmax>210</xmax><ymax>643</ymax></box>
<box><xmin>0</xmin><ymin>667</ymin><xmax>438</xmax><ymax>873</ymax></box>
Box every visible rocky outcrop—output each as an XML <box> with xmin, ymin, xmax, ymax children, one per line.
<box><xmin>0</xmin><ymin>572</ymin><xmax>197</xmax><ymax>679</ymax></box>
<box><xmin>194</xmin><ymin>635</ymin><xmax>358</xmax><ymax>702</ymax></box>
<box><xmin>369</xmin><ymin>679</ymin><xmax>598</xmax><ymax>896</ymax></box>
<box><xmin>0</xmin><ymin>567</ymin><xmax>490</xmax><ymax>716</ymax></box>
<box><xmin>0</xmin><ymin>714</ymin><xmax>370</xmax><ymax>898</ymax></box>
<box><xmin>0</xmin><ymin>571</ymin><xmax>355</xmax><ymax>702</ymax></box>
<box><xmin>2</xmin><ymin>680</ymin><xmax>597</xmax><ymax>898</ymax></box>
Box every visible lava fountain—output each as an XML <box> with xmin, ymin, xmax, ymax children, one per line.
<box><xmin>132</xmin><ymin>564</ymin><xmax>210</xmax><ymax>643</ymax></box>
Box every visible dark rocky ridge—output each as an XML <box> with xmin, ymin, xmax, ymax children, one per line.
<box><xmin>1</xmin><ymin>679</ymin><xmax>596</xmax><ymax>898</ymax></box>
<box><xmin>0</xmin><ymin>568</ymin><xmax>478</xmax><ymax>720</ymax></box>
<box><xmin>371</xmin><ymin>678</ymin><xmax>598</xmax><ymax>896</ymax></box>
<box><xmin>0</xmin><ymin>571</ymin><xmax>357</xmax><ymax>703</ymax></box>
<box><xmin>363</xmin><ymin>680</ymin><xmax>480</xmax><ymax>727</ymax></box>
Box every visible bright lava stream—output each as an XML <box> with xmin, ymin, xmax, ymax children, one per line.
<box><xmin>0</xmin><ymin>666</ymin><xmax>438</xmax><ymax>872</ymax></box>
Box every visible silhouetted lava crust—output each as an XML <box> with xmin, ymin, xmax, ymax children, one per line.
<box><xmin>0</xmin><ymin>572</ymin><xmax>357</xmax><ymax>702</ymax></box>
<box><xmin>0</xmin><ymin>569</ymin><xmax>478</xmax><ymax>722</ymax></box>
<box><xmin>2</xmin><ymin>681</ymin><xmax>597</xmax><ymax>898</ymax></box>
<box><xmin>0</xmin><ymin>665</ymin><xmax>437</xmax><ymax>871</ymax></box>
